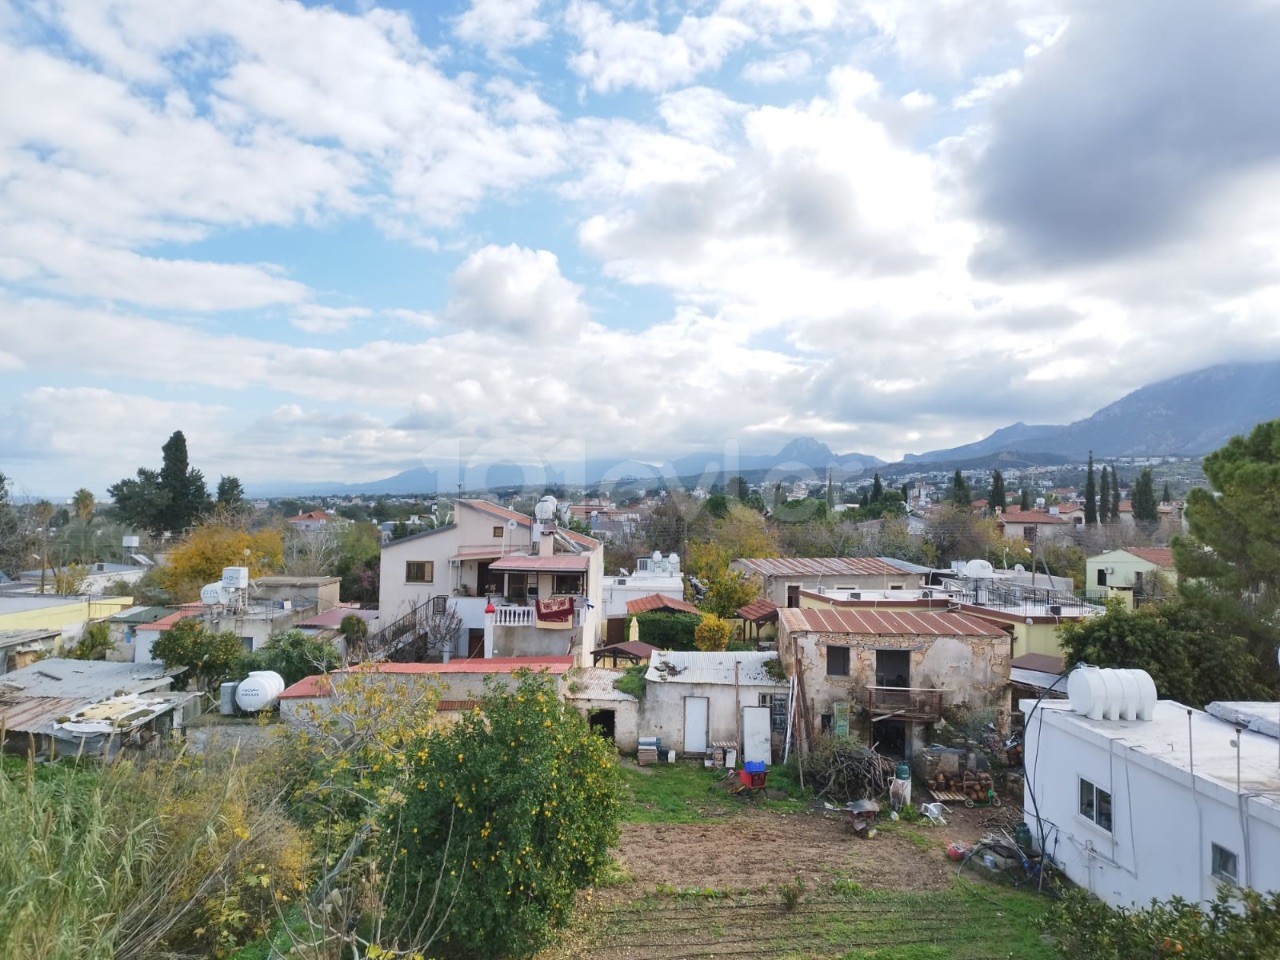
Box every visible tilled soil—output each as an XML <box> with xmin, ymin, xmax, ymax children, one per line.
<box><xmin>608</xmin><ymin>802</ymin><xmax>1002</xmax><ymax>897</ymax></box>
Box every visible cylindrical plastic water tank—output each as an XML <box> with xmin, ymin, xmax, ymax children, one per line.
<box><xmin>1067</xmin><ymin>666</ymin><xmax>1157</xmax><ymax>721</ymax></box>
<box><xmin>219</xmin><ymin>681</ymin><xmax>238</xmax><ymax>716</ymax></box>
<box><xmin>235</xmin><ymin>671</ymin><xmax>286</xmax><ymax>712</ymax></box>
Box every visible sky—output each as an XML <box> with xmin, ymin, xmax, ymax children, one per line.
<box><xmin>3</xmin><ymin>0</ymin><xmax>1280</xmax><ymax>497</ymax></box>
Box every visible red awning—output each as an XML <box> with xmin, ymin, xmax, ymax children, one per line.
<box><xmin>490</xmin><ymin>554</ymin><xmax>589</xmax><ymax>573</ymax></box>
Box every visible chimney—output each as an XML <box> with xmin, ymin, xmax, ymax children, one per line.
<box><xmin>538</xmin><ymin>525</ymin><xmax>555</xmax><ymax>557</ymax></box>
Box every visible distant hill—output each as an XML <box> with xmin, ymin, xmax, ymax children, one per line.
<box><xmin>248</xmin><ymin>437</ymin><xmax>886</xmax><ymax>497</ymax></box>
<box><xmin>903</xmin><ymin>361</ymin><xmax>1280</xmax><ymax>464</ymax></box>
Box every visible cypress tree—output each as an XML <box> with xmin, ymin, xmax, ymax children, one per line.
<box><xmin>1020</xmin><ymin>487</ymin><xmax>1031</xmax><ymax>511</ymax></box>
<box><xmin>871</xmin><ymin>473</ymin><xmax>884</xmax><ymax>503</ymax></box>
<box><xmin>1099</xmin><ymin>467</ymin><xmax>1112</xmax><ymax>524</ymax></box>
<box><xmin>1132</xmin><ymin>469</ymin><xmax>1159</xmax><ymax>525</ymax></box>
<box><xmin>1084</xmin><ymin>452</ymin><xmax>1098</xmax><ymax>525</ymax></box>
<box><xmin>951</xmin><ymin>469</ymin><xmax>971</xmax><ymax>506</ymax></box>
<box><xmin>1162</xmin><ymin>481</ymin><xmax>1172</xmax><ymax>504</ymax></box>
<box><xmin>1110</xmin><ymin>469</ymin><xmax>1121</xmax><ymax>521</ymax></box>
<box><xmin>990</xmin><ymin>469</ymin><xmax>1007</xmax><ymax>510</ymax></box>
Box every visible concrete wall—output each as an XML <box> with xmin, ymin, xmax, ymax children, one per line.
<box><xmin>638</xmin><ymin>681</ymin><xmax>786</xmax><ymax>757</ymax></box>
<box><xmin>1023</xmin><ymin>706</ymin><xmax>1280</xmax><ymax>908</ymax></box>
<box><xmin>1085</xmin><ymin>551</ymin><xmax>1175</xmax><ymax>592</ymax></box>
<box><xmin>600</xmin><ymin>575</ymin><xmax>685</xmax><ymax>619</ymax></box>
<box><xmin>0</xmin><ymin>597</ymin><xmax>134</xmax><ymax>637</ymax></box>
<box><xmin>741</xmin><ymin>570</ymin><xmax>920</xmax><ymax>608</ymax></box>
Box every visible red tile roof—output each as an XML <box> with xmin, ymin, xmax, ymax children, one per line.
<box><xmin>779</xmin><ymin>607</ymin><xmax>1007</xmax><ymax>638</ymax></box>
<box><xmin>287</xmin><ymin>510</ymin><xmax>331</xmax><ymax>522</ymax></box>
<box><xmin>625</xmin><ymin>593</ymin><xmax>700</xmax><ymax>615</ymax></box>
<box><xmin>1125</xmin><ymin>547</ymin><xmax>1175</xmax><ymax>568</ymax></box>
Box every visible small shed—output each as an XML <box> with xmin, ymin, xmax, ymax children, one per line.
<box><xmin>641</xmin><ymin>650</ymin><xmax>788</xmax><ymax>763</ymax></box>
<box><xmin>564</xmin><ymin>667</ymin><xmax>640</xmax><ymax>752</ymax></box>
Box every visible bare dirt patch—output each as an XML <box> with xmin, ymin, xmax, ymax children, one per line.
<box><xmin>608</xmin><ymin>801</ymin><xmax>1008</xmax><ymax>898</ymax></box>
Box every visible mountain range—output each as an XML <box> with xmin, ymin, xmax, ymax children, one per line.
<box><xmin>250</xmin><ymin>361</ymin><xmax>1280</xmax><ymax>496</ymax></box>
<box><xmin>901</xmin><ymin>361</ymin><xmax>1280</xmax><ymax>465</ymax></box>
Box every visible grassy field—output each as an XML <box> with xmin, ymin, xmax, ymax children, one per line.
<box><xmin>618</xmin><ymin>760</ymin><xmax>745</xmax><ymax>823</ymax></box>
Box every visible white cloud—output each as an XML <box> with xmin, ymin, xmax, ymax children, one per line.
<box><xmin>453</xmin><ymin>0</ymin><xmax>549</xmax><ymax>56</ymax></box>
<box><xmin>565</xmin><ymin>1</ymin><xmax>754</xmax><ymax>93</ymax></box>
<box><xmin>740</xmin><ymin>50</ymin><xmax>812</xmax><ymax>84</ymax></box>
<box><xmin>291</xmin><ymin>306</ymin><xmax>374</xmax><ymax>334</ymax></box>
<box><xmin>445</xmin><ymin>244</ymin><xmax>589</xmax><ymax>337</ymax></box>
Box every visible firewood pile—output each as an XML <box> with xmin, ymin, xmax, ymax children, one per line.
<box><xmin>802</xmin><ymin>740</ymin><xmax>890</xmax><ymax>801</ymax></box>
<box><xmin>930</xmin><ymin>769</ymin><xmax>997</xmax><ymax>803</ymax></box>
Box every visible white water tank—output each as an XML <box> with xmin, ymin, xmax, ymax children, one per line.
<box><xmin>1067</xmin><ymin>666</ymin><xmax>1157</xmax><ymax>721</ymax></box>
<box><xmin>235</xmin><ymin>671</ymin><xmax>285</xmax><ymax>712</ymax></box>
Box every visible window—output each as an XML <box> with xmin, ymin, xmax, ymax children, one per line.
<box><xmin>554</xmin><ymin>573</ymin><xmax>584</xmax><ymax>595</ymax></box>
<box><xmin>493</xmin><ymin>525</ymin><xmax>504</xmax><ymax>538</ymax></box>
<box><xmin>431</xmin><ymin>595</ymin><xmax>448</xmax><ymax>614</ymax></box>
<box><xmin>827</xmin><ymin>645</ymin><xmax>850</xmax><ymax>677</ymax></box>
<box><xmin>405</xmin><ymin>561</ymin><xmax>434</xmax><ymax>583</ymax></box>
<box><xmin>1023</xmin><ymin>525</ymin><xmax>1037</xmax><ymax>541</ymax></box>
<box><xmin>759</xmin><ymin>693</ymin><xmax>789</xmax><ymax>733</ymax></box>
<box><xmin>1212</xmin><ymin>844</ymin><xmax>1238</xmax><ymax>883</ymax></box>
<box><xmin>1079</xmin><ymin>777</ymin><xmax>1112</xmax><ymax>831</ymax></box>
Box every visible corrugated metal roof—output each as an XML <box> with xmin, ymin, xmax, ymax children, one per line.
<box><xmin>625</xmin><ymin>593</ymin><xmax>700</xmax><ymax>615</ymax></box>
<box><xmin>0</xmin><ymin>628</ymin><xmax>60</xmax><ymax>648</ymax></box>
<box><xmin>733</xmin><ymin>557</ymin><xmax>908</xmax><ymax>578</ymax></box>
<box><xmin>645</xmin><ymin>650</ymin><xmax>785</xmax><ymax>687</ymax></box>
<box><xmin>0</xmin><ymin>659</ymin><xmax>179</xmax><ymax>699</ymax></box>
<box><xmin>0</xmin><ymin>696</ymin><xmax>85</xmax><ymax>735</ymax></box>
<box><xmin>778</xmin><ymin>607</ymin><xmax>1007</xmax><ymax>638</ymax></box>
<box><xmin>107</xmin><ymin>606</ymin><xmax>173</xmax><ymax>624</ymax></box>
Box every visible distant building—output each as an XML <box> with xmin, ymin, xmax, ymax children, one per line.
<box><xmin>285</xmin><ymin>510</ymin><xmax>333</xmax><ymax>532</ymax></box>
<box><xmin>730</xmin><ymin>557</ymin><xmax>924</xmax><ymax>609</ymax></box>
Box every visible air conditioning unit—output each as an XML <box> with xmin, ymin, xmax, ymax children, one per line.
<box><xmin>1048</xmin><ymin>604</ymin><xmax>1062</xmax><ymax>617</ymax></box>
<box><xmin>448</xmin><ymin>559</ymin><xmax>460</xmax><ymax>568</ymax></box>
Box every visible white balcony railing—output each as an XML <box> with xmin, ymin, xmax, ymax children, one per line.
<box><xmin>492</xmin><ymin>605</ymin><xmax>534</xmax><ymax>627</ymax></box>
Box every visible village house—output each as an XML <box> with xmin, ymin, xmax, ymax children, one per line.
<box><xmin>730</xmin><ymin>557</ymin><xmax>925</xmax><ymax>609</ymax></box>
<box><xmin>19</xmin><ymin>560</ymin><xmax>149</xmax><ymax>595</ymax></box>
<box><xmin>777</xmin><ymin>607</ymin><xmax>1011</xmax><ymax>758</ymax></box>
<box><xmin>1085</xmin><ymin>547</ymin><xmax>1177</xmax><ymax>604</ymax></box>
<box><xmin>994</xmin><ymin>508</ymin><xmax>1072</xmax><ymax>544</ymax></box>
<box><xmin>600</xmin><ymin>551</ymin><xmax>685</xmax><ymax>618</ymax></box>
<box><xmin>376</xmin><ymin>498</ymin><xmax>604</xmax><ymax>666</ymax></box>
<box><xmin>1023</xmin><ymin>688</ymin><xmax>1280</xmax><ymax>909</ymax></box>
<box><xmin>285</xmin><ymin>510</ymin><xmax>334</xmax><ymax>532</ymax></box>
<box><xmin>640</xmin><ymin>650</ymin><xmax>788</xmax><ymax>764</ymax></box>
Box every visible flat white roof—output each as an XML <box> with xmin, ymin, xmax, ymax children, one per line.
<box><xmin>1025</xmin><ymin>699</ymin><xmax>1280</xmax><ymax>799</ymax></box>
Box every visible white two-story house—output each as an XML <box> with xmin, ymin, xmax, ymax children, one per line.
<box><xmin>377</xmin><ymin>498</ymin><xmax>604</xmax><ymax>666</ymax></box>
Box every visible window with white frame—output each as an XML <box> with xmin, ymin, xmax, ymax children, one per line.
<box><xmin>1211</xmin><ymin>843</ymin><xmax>1238</xmax><ymax>883</ymax></box>
<box><xmin>1078</xmin><ymin>777</ymin><xmax>1112</xmax><ymax>831</ymax></box>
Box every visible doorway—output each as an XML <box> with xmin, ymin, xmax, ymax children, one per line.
<box><xmin>875</xmin><ymin>718</ymin><xmax>907</xmax><ymax>758</ymax></box>
<box><xmin>588</xmin><ymin>709</ymin><xmax>616</xmax><ymax>743</ymax></box>
<box><xmin>786</xmin><ymin>585</ymin><xmax>801</xmax><ymax>608</ymax></box>
<box><xmin>876</xmin><ymin>650</ymin><xmax>910</xmax><ymax>688</ymax></box>
<box><xmin>467</xmin><ymin>628</ymin><xmax>484</xmax><ymax>658</ymax></box>
<box><xmin>683</xmin><ymin>696</ymin><xmax>709</xmax><ymax>754</ymax></box>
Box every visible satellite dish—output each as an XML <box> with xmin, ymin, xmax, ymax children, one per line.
<box><xmin>200</xmin><ymin>582</ymin><xmax>231</xmax><ymax>605</ymax></box>
<box><xmin>1013</xmin><ymin>564</ymin><xmax>1026</xmax><ymax>573</ymax></box>
<box><xmin>507</xmin><ymin>518</ymin><xmax>518</xmax><ymax>529</ymax></box>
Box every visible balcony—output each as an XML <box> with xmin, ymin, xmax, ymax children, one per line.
<box><xmin>862</xmin><ymin>686</ymin><xmax>943</xmax><ymax>722</ymax></box>
<box><xmin>492</xmin><ymin>605</ymin><xmax>534</xmax><ymax>627</ymax></box>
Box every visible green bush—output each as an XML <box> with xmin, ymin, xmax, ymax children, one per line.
<box><xmin>1042</xmin><ymin>887</ymin><xmax>1280</xmax><ymax>959</ymax></box>
<box><xmin>633</xmin><ymin>611</ymin><xmax>700</xmax><ymax>650</ymax></box>
<box><xmin>243</xmin><ymin>629</ymin><xmax>340</xmax><ymax>687</ymax></box>
<box><xmin>385</xmin><ymin>671</ymin><xmax>622</xmax><ymax>959</ymax></box>
<box><xmin>613</xmin><ymin>662</ymin><xmax>646</xmax><ymax>700</ymax></box>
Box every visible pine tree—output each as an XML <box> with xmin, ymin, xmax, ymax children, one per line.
<box><xmin>990</xmin><ymin>470</ymin><xmax>1006</xmax><ymax>510</ymax></box>
<box><xmin>1082</xmin><ymin>453</ymin><xmax>1097</xmax><ymax>524</ymax></box>
<box><xmin>1099</xmin><ymin>467</ymin><xmax>1111</xmax><ymax>524</ymax></box>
